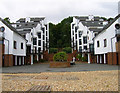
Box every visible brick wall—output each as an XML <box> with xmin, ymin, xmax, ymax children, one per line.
<box><xmin>107</xmin><ymin>52</ymin><xmax>117</xmax><ymax>65</ymax></box>
<box><xmin>116</xmin><ymin>41</ymin><xmax>120</xmax><ymax>52</ymax></box>
<box><xmin>4</xmin><ymin>54</ymin><xmax>13</xmax><ymax>67</ymax></box>
<box><xmin>0</xmin><ymin>44</ymin><xmax>4</xmax><ymax>67</ymax></box>
<box><xmin>0</xmin><ymin>44</ymin><xmax>2</xmax><ymax>67</ymax></box>
<box><xmin>43</xmin><ymin>50</ymin><xmax>78</xmax><ymax>62</ymax></box>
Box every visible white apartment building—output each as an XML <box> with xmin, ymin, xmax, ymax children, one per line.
<box><xmin>12</xmin><ymin>17</ymin><xmax>49</xmax><ymax>65</ymax></box>
<box><xmin>0</xmin><ymin>18</ymin><xmax>27</xmax><ymax>67</ymax></box>
<box><xmin>94</xmin><ymin>14</ymin><xmax>120</xmax><ymax>65</ymax></box>
<box><xmin>71</xmin><ymin>15</ymin><xmax>107</xmax><ymax>63</ymax></box>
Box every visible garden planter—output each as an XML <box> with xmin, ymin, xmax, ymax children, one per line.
<box><xmin>50</xmin><ymin>62</ymin><xmax>70</xmax><ymax>68</ymax></box>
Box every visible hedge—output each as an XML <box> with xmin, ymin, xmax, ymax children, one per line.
<box><xmin>62</xmin><ymin>47</ymin><xmax>72</xmax><ymax>53</ymax></box>
<box><xmin>49</xmin><ymin>48</ymin><xmax>58</xmax><ymax>54</ymax></box>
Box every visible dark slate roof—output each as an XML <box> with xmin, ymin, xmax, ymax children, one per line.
<box><xmin>74</xmin><ymin>16</ymin><xmax>88</xmax><ymax>21</ymax></box>
<box><xmin>102</xmin><ymin>14</ymin><xmax>120</xmax><ymax>31</ymax></box>
<box><xmin>16</xmin><ymin>17</ymin><xmax>45</xmax><ymax>22</ymax></box>
<box><xmin>17</xmin><ymin>30</ymin><xmax>31</xmax><ymax>35</ymax></box>
<box><xmin>0</xmin><ymin>18</ymin><xmax>26</xmax><ymax>41</ymax></box>
<box><xmin>74</xmin><ymin>16</ymin><xmax>104</xmax><ymax>21</ymax></box>
<box><xmin>81</xmin><ymin>21</ymin><xmax>103</xmax><ymax>27</ymax></box>
<box><xmin>94</xmin><ymin>14</ymin><xmax>120</xmax><ymax>39</ymax></box>
<box><xmin>12</xmin><ymin>22</ymin><xmax>38</xmax><ymax>29</ymax></box>
<box><xmin>89</xmin><ymin>28</ymin><xmax>103</xmax><ymax>32</ymax></box>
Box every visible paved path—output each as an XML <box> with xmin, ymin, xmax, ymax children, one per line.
<box><xmin>2</xmin><ymin>63</ymin><xmax>118</xmax><ymax>73</ymax></box>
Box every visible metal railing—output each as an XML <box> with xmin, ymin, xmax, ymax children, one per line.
<box><xmin>78</xmin><ymin>48</ymin><xmax>94</xmax><ymax>53</ymax></box>
<box><xmin>27</xmin><ymin>50</ymin><xmax>43</xmax><ymax>54</ymax></box>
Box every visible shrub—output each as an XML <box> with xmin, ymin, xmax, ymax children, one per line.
<box><xmin>76</xmin><ymin>54</ymin><xmax>82</xmax><ymax>60</ymax></box>
<box><xmin>81</xmin><ymin>57</ymin><xmax>88</xmax><ymax>62</ymax></box>
<box><xmin>53</xmin><ymin>52</ymin><xmax>67</xmax><ymax>62</ymax></box>
<box><xmin>49</xmin><ymin>48</ymin><xmax>58</xmax><ymax>54</ymax></box>
<box><xmin>63</xmin><ymin>47</ymin><xmax>72</xmax><ymax>53</ymax></box>
<box><xmin>39</xmin><ymin>59</ymin><xmax>46</xmax><ymax>63</ymax></box>
<box><xmin>34</xmin><ymin>59</ymin><xmax>38</xmax><ymax>63</ymax></box>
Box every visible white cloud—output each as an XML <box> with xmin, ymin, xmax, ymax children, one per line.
<box><xmin>0</xmin><ymin>0</ymin><xmax>119</xmax><ymax>24</ymax></box>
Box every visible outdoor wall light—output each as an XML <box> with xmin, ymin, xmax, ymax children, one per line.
<box><xmin>0</xmin><ymin>26</ymin><xmax>5</xmax><ymax>32</ymax></box>
<box><xmin>115</xmin><ymin>23</ymin><xmax>120</xmax><ymax>29</ymax></box>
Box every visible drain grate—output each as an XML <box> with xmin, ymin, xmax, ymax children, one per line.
<box><xmin>28</xmin><ymin>85</ymin><xmax>51</xmax><ymax>92</ymax></box>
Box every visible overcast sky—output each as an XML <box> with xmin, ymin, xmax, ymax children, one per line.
<box><xmin>0</xmin><ymin>0</ymin><xmax>119</xmax><ymax>24</ymax></box>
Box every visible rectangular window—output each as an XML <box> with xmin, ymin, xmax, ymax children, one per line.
<box><xmin>79</xmin><ymin>39</ymin><xmax>82</xmax><ymax>45</ymax></box>
<box><xmin>75</xmin><ymin>34</ymin><xmax>77</xmax><ymax>39</ymax></box>
<box><xmin>75</xmin><ymin>27</ymin><xmax>78</xmax><ymax>32</ymax></box>
<box><xmin>43</xmin><ymin>35</ymin><xmax>45</xmax><ymax>40</ymax></box>
<box><xmin>79</xmin><ymin>46</ymin><xmax>82</xmax><ymax>52</ymax></box>
<box><xmin>79</xmin><ymin>31</ymin><xmax>82</xmax><ymax>37</ymax></box>
<box><xmin>104</xmin><ymin>39</ymin><xmax>107</xmax><ymax>47</ymax></box>
<box><xmin>45</xmin><ymin>25</ymin><xmax>47</xmax><ymax>30</ymax></box>
<box><xmin>72</xmin><ymin>24</ymin><xmax>74</xmax><ymax>29</ymax></box>
<box><xmin>14</xmin><ymin>41</ymin><xmax>17</xmax><ymax>49</ymax></box>
<box><xmin>97</xmin><ymin>41</ymin><xmax>100</xmax><ymax>47</ymax></box>
<box><xmin>83</xmin><ymin>36</ymin><xmax>87</xmax><ymax>44</ymax></box>
<box><xmin>37</xmin><ymin>33</ymin><xmax>41</xmax><ymax>38</ymax></box>
<box><xmin>38</xmin><ymin>40</ymin><xmax>41</xmax><ymax>46</ymax></box>
<box><xmin>21</xmin><ymin>43</ymin><xmax>23</xmax><ymax>49</ymax></box>
<box><xmin>46</xmin><ymin>31</ymin><xmax>48</xmax><ymax>36</ymax></box>
<box><xmin>46</xmin><ymin>37</ymin><xmax>48</xmax><ymax>42</ymax></box>
<box><xmin>84</xmin><ymin>46</ymin><xmax>87</xmax><ymax>50</ymax></box>
<box><xmin>73</xmin><ymin>31</ymin><xmax>74</xmax><ymax>35</ymax></box>
<box><xmin>38</xmin><ymin>47</ymin><xmax>41</xmax><ymax>53</ymax></box>
<box><xmin>43</xmin><ymin>41</ymin><xmax>45</xmax><ymax>50</ymax></box>
<box><xmin>33</xmin><ymin>38</ymin><xmax>37</xmax><ymax>45</ymax></box>
<box><xmin>42</xmin><ymin>28</ymin><xmax>45</xmax><ymax>33</ymax></box>
<box><xmin>89</xmin><ymin>44</ymin><xmax>94</xmax><ymax>52</ymax></box>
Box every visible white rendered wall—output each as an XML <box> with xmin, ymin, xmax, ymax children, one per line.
<box><xmin>13</xmin><ymin>32</ymin><xmax>26</xmax><ymax>56</ymax></box>
<box><xmin>94</xmin><ymin>20</ymin><xmax>118</xmax><ymax>54</ymax></box>
<box><xmin>0</xmin><ymin>21</ymin><xmax>13</xmax><ymax>55</ymax></box>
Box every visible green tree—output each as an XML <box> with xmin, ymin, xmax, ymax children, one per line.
<box><xmin>49</xmin><ymin>17</ymin><xmax>73</xmax><ymax>48</ymax></box>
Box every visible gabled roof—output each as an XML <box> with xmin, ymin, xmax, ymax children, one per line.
<box><xmin>16</xmin><ymin>17</ymin><xmax>45</xmax><ymax>22</ymax></box>
<box><xmin>0</xmin><ymin>18</ymin><xmax>27</xmax><ymax>41</ymax></box>
<box><xmin>94</xmin><ymin>14</ymin><xmax>120</xmax><ymax>39</ymax></box>
<box><xmin>12</xmin><ymin>22</ymin><xmax>39</xmax><ymax>29</ymax></box>
<box><xmin>74</xmin><ymin>16</ymin><xmax>104</xmax><ymax>21</ymax></box>
<box><xmin>101</xmin><ymin>14</ymin><xmax>120</xmax><ymax>31</ymax></box>
<box><xmin>81</xmin><ymin>21</ymin><xmax>103</xmax><ymax>27</ymax></box>
<box><xmin>89</xmin><ymin>28</ymin><xmax>103</xmax><ymax>32</ymax></box>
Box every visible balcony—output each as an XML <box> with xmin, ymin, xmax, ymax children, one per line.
<box><xmin>27</xmin><ymin>50</ymin><xmax>43</xmax><ymax>54</ymax></box>
<box><xmin>79</xmin><ymin>48</ymin><xmax>94</xmax><ymax>53</ymax></box>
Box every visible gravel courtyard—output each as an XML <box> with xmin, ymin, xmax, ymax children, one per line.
<box><xmin>2</xmin><ymin>70</ymin><xmax>118</xmax><ymax>91</ymax></box>
<box><xmin>1</xmin><ymin>63</ymin><xmax>119</xmax><ymax>91</ymax></box>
